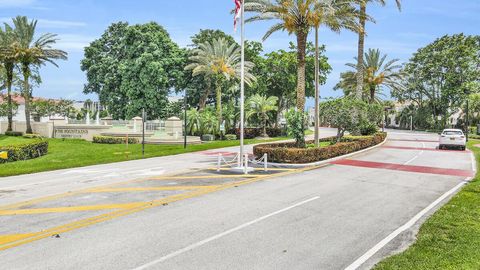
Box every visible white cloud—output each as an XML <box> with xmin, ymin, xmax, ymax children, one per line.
<box><xmin>56</xmin><ymin>34</ymin><xmax>95</xmax><ymax>52</ymax></box>
<box><xmin>0</xmin><ymin>0</ymin><xmax>35</xmax><ymax>7</ymax></box>
<box><xmin>0</xmin><ymin>18</ymin><xmax>86</xmax><ymax>29</ymax></box>
<box><xmin>37</xmin><ymin>19</ymin><xmax>86</xmax><ymax>28</ymax></box>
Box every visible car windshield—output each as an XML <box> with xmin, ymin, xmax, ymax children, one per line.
<box><xmin>443</xmin><ymin>131</ymin><xmax>463</xmax><ymax>135</ymax></box>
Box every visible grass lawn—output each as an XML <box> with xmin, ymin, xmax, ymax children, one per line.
<box><xmin>0</xmin><ymin>135</ymin><xmax>32</xmax><ymax>146</ymax></box>
<box><xmin>0</xmin><ymin>135</ymin><xmax>289</xmax><ymax>177</ymax></box>
<box><xmin>373</xmin><ymin>139</ymin><xmax>480</xmax><ymax>270</ymax></box>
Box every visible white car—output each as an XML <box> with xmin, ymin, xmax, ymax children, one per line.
<box><xmin>439</xmin><ymin>129</ymin><xmax>466</xmax><ymax>150</ymax></box>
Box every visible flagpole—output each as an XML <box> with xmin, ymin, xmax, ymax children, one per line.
<box><xmin>240</xmin><ymin>0</ymin><xmax>245</xmax><ymax>170</ymax></box>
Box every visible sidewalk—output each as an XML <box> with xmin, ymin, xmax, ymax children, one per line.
<box><xmin>0</xmin><ymin>128</ymin><xmax>338</xmax><ymax>206</ymax></box>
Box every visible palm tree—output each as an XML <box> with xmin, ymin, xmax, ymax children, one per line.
<box><xmin>185</xmin><ymin>38</ymin><xmax>255</xmax><ymax>130</ymax></box>
<box><xmin>311</xmin><ymin>0</ymin><xmax>361</xmax><ymax>146</ymax></box>
<box><xmin>247</xmin><ymin>94</ymin><xmax>278</xmax><ymax>137</ymax></box>
<box><xmin>12</xmin><ymin>16</ymin><xmax>67</xmax><ymax>134</ymax></box>
<box><xmin>338</xmin><ymin>48</ymin><xmax>404</xmax><ymax>103</ymax></box>
<box><xmin>186</xmin><ymin>108</ymin><xmax>201</xmax><ymax>135</ymax></box>
<box><xmin>244</xmin><ymin>0</ymin><xmax>315</xmax><ymax>111</ymax></box>
<box><xmin>0</xmin><ymin>24</ymin><xmax>18</xmax><ymax>132</ymax></box>
<box><xmin>355</xmin><ymin>0</ymin><xmax>401</xmax><ymax>99</ymax></box>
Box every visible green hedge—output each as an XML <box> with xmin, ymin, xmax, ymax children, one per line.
<box><xmin>225</xmin><ymin>134</ymin><xmax>237</xmax><ymax>141</ymax></box>
<box><xmin>253</xmin><ymin>132</ymin><xmax>387</xmax><ymax>164</ymax></box>
<box><xmin>92</xmin><ymin>135</ymin><xmax>139</xmax><ymax>144</ymax></box>
<box><xmin>0</xmin><ymin>140</ymin><xmax>49</xmax><ymax>163</ymax></box>
<box><xmin>4</xmin><ymin>131</ymin><xmax>23</xmax><ymax>136</ymax></box>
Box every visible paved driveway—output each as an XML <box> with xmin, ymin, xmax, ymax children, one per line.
<box><xmin>0</xmin><ymin>130</ymin><xmax>475</xmax><ymax>270</ymax></box>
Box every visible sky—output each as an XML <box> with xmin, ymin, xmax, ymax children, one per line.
<box><xmin>0</xmin><ymin>0</ymin><xmax>479</xmax><ymax>109</ymax></box>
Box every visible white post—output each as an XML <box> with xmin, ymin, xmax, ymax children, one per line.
<box><xmin>237</xmin><ymin>151</ymin><xmax>241</xmax><ymax>167</ymax></box>
<box><xmin>410</xmin><ymin>116</ymin><xmax>413</xmax><ymax>131</ymax></box>
<box><xmin>239</xmin><ymin>0</ymin><xmax>245</xmax><ymax>171</ymax></box>
<box><xmin>264</xmin><ymin>153</ymin><xmax>268</xmax><ymax>172</ymax></box>
<box><xmin>217</xmin><ymin>153</ymin><xmax>222</xmax><ymax>172</ymax></box>
<box><xmin>244</xmin><ymin>153</ymin><xmax>248</xmax><ymax>175</ymax></box>
<box><xmin>96</xmin><ymin>111</ymin><xmax>100</xmax><ymax>125</ymax></box>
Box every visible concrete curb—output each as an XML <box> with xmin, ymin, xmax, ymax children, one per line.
<box><xmin>262</xmin><ymin>136</ymin><xmax>388</xmax><ymax>169</ymax></box>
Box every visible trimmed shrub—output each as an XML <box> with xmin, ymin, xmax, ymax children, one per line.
<box><xmin>23</xmin><ymin>134</ymin><xmax>43</xmax><ymax>139</ymax></box>
<box><xmin>201</xmin><ymin>134</ymin><xmax>215</xmax><ymax>141</ymax></box>
<box><xmin>253</xmin><ymin>132</ymin><xmax>386</xmax><ymax>164</ymax></box>
<box><xmin>0</xmin><ymin>140</ymin><xmax>49</xmax><ymax>163</ymax></box>
<box><xmin>92</xmin><ymin>135</ymin><xmax>139</xmax><ymax>144</ymax></box>
<box><xmin>235</xmin><ymin>127</ymin><xmax>283</xmax><ymax>139</ymax></box>
<box><xmin>225</xmin><ymin>134</ymin><xmax>237</xmax><ymax>141</ymax></box>
<box><xmin>359</xmin><ymin>122</ymin><xmax>378</xmax><ymax>136</ymax></box>
<box><xmin>5</xmin><ymin>131</ymin><xmax>23</xmax><ymax>137</ymax></box>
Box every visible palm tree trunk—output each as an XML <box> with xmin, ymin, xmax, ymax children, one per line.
<box><xmin>370</xmin><ymin>85</ymin><xmax>376</xmax><ymax>103</ymax></box>
<box><xmin>6</xmin><ymin>66</ymin><xmax>13</xmax><ymax>132</ymax></box>
<box><xmin>22</xmin><ymin>65</ymin><xmax>33</xmax><ymax>134</ymax></box>
<box><xmin>262</xmin><ymin>114</ymin><xmax>267</xmax><ymax>137</ymax></box>
<box><xmin>215</xmin><ymin>82</ymin><xmax>222</xmax><ymax>134</ymax></box>
<box><xmin>296</xmin><ymin>32</ymin><xmax>307</xmax><ymax>111</ymax></box>
<box><xmin>314</xmin><ymin>26</ymin><xmax>320</xmax><ymax>147</ymax></box>
<box><xmin>356</xmin><ymin>3</ymin><xmax>367</xmax><ymax>100</ymax></box>
<box><xmin>199</xmin><ymin>79</ymin><xmax>211</xmax><ymax>110</ymax></box>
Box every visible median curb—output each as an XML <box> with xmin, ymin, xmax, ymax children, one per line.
<box><xmin>262</xmin><ymin>136</ymin><xmax>388</xmax><ymax>169</ymax></box>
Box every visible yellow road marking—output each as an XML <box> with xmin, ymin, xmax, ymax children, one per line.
<box><xmin>147</xmin><ymin>175</ymin><xmax>261</xmax><ymax>180</ymax></box>
<box><xmin>0</xmin><ymin>202</ymin><xmax>146</xmax><ymax>216</ymax></box>
<box><xmin>84</xmin><ymin>186</ymin><xmax>218</xmax><ymax>193</ymax></box>
<box><xmin>0</xmin><ymin>234</ymin><xmax>37</xmax><ymax>246</ymax></box>
<box><xmin>0</xmin><ymin>163</ymin><xmax>331</xmax><ymax>251</ymax></box>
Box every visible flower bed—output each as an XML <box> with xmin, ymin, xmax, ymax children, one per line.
<box><xmin>0</xmin><ymin>139</ymin><xmax>49</xmax><ymax>163</ymax></box>
<box><xmin>253</xmin><ymin>132</ymin><xmax>387</xmax><ymax>164</ymax></box>
<box><xmin>93</xmin><ymin>135</ymin><xmax>139</xmax><ymax>144</ymax></box>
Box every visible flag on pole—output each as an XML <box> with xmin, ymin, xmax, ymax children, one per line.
<box><xmin>234</xmin><ymin>0</ymin><xmax>242</xmax><ymax>32</ymax></box>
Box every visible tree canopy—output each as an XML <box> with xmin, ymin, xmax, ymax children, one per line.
<box><xmin>81</xmin><ymin>22</ymin><xmax>186</xmax><ymax>120</ymax></box>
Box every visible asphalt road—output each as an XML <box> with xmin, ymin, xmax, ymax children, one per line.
<box><xmin>0</xmin><ymin>130</ymin><xmax>475</xmax><ymax>270</ymax></box>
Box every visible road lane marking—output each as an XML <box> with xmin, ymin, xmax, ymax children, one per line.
<box><xmin>331</xmin><ymin>159</ymin><xmax>474</xmax><ymax>177</ymax></box>
<box><xmin>403</xmin><ymin>142</ymin><xmax>425</xmax><ymax>165</ymax></box>
<box><xmin>131</xmin><ymin>196</ymin><xmax>321</xmax><ymax>270</ymax></box>
<box><xmin>0</xmin><ymin>168</ymin><xmax>304</xmax><ymax>251</ymax></box>
<box><xmin>0</xmin><ymin>202</ymin><xmax>146</xmax><ymax>216</ymax></box>
<box><xmin>382</xmin><ymin>146</ymin><xmax>470</xmax><ymax>153</ymax></box>
<box><xmin>389</xmin><ymin>139</ymin><xmax>438</xmax><ymax>143</ymax></box>
<box><xmin>344</xmin><ymin>178</ymin><xmax>471</xmax><ymax>270</ymax></box>
<box><xmin>147</xmin><ymin>175</ymin><xmax>260</xmax><ymax>180</ymax></box>
<box><xmin>83</xmin><ymin>186</ymin><xmax>217</xmax><ymax>193</ymax></box>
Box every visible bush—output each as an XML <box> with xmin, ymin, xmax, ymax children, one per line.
<box><xmin>359</xmin><ymin>122</ymin><xmax>378</xmax><ymax>136</ymax></box>
<box><xmin>23</xmin><ymin>133</ymin><xmax>43</xmax><ymax>139</ymax></box>
<box><xmin>5</xmin><ymin>131</ymin><xmax>23</xmax><ymax>136</ymax></box>
<box><xmin>201</xmin><ymin>134</ymin><xmax>215</xmax><ymax>141</ymax></box>
<box><xmin>235</xmin><ymin>127</ymin><xmax>283</xmax><ymax>139</ymax></box>
<box><xmin>92</xmin><ymin>135</ymin><xmax>139</xmax><ymax>144</ymax></box>
<box><xmin>0</xmin><ymin>140</ymin><xmax>49</xmax><ymax>163</ymax></box>
<box><xmin>286</xmin><ymin>109</ymin><xmax>307</xmax><ymax>148</ymax></box>
<box><xmin>253</xmin><ymin>132</ymin><xmax>386</xmax><ymax>164</ymax></box>
<box><xmin>225</xmin><ymin>134</ymin><xmax>237</xmax><ymax>141</ymax></box>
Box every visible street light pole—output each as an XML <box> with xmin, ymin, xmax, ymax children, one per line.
<box><xmin>184</xmin><ymin>89</ymin><xmax>188</xmax><ymax>149</ymax></box>
<box><xmin>142</xmin><ymin>108</ymin><xmax>145</xmax><ymax>158</ymax></box>
<box><xmin>466</xmin><ymin>97</ymin><xmax>469</xmax><ymax>141</ymax></box>
<box><xmin>314</xmin><ymin>25</ymin><xmax>320</xmax><ymax>147</ymax></box>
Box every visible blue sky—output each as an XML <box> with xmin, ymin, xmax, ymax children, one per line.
<box><xmin>1</xmin><ymin>0</ymin><xmax>479</xmax><ymax>109</ymax></box>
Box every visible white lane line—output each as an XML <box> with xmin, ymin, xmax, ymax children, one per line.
<box><xmin>344</xmin><ymin>177</ymin><xmax>471</xmax><ymax>270</ymax></box>
<box><xmin>403</xmin><ymin>142</ymin><xmax>425</xmax><ymax>165</ymax></box>
<box><xmin>132</xmin><ymin>196</ymin><xmax>320</xmax><ymax>270</ymax></box>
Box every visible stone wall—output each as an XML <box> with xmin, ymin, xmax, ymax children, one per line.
<box><xmin>0</xmin><ymin>121</ymin><xmax>54</xmax><ymax>137</ymax></box>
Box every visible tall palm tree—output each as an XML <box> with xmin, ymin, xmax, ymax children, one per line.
<box><xmin>246</xmin><ymin>94</ymin><xmax>278</xmax><ymax>137</ymax></box>
<box><xmin>244</xmin><ymin>0</ymin><xmax>315</xmax><ymax>111</ymax></box>
<box><xmin>0</xmin><ymin>24</ymin><xmax>18</xmax><ymax>132</ymax></box>
<box><xmin>355</xmin><ymin>0</ymin><xmax>401</xmax><ymax>99</ymax></box>
<box><xmin>311</xmin><ymin>0</ymin><xmax>361</xmax><ymax>146</ymax></box>
<box><xmin>185</xmin><ymin>38</ymin><xmax>255</xmax><ymax>130</ymax></box>
<box><xmin>12</xmin><ymin>16</ymin><xmax>67</xmax><ymax>134</ymax></box>
<box><xmin>338</xmin><ymin>48</ymin><xmax>404</xmax><ymax>103</ymax></box>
